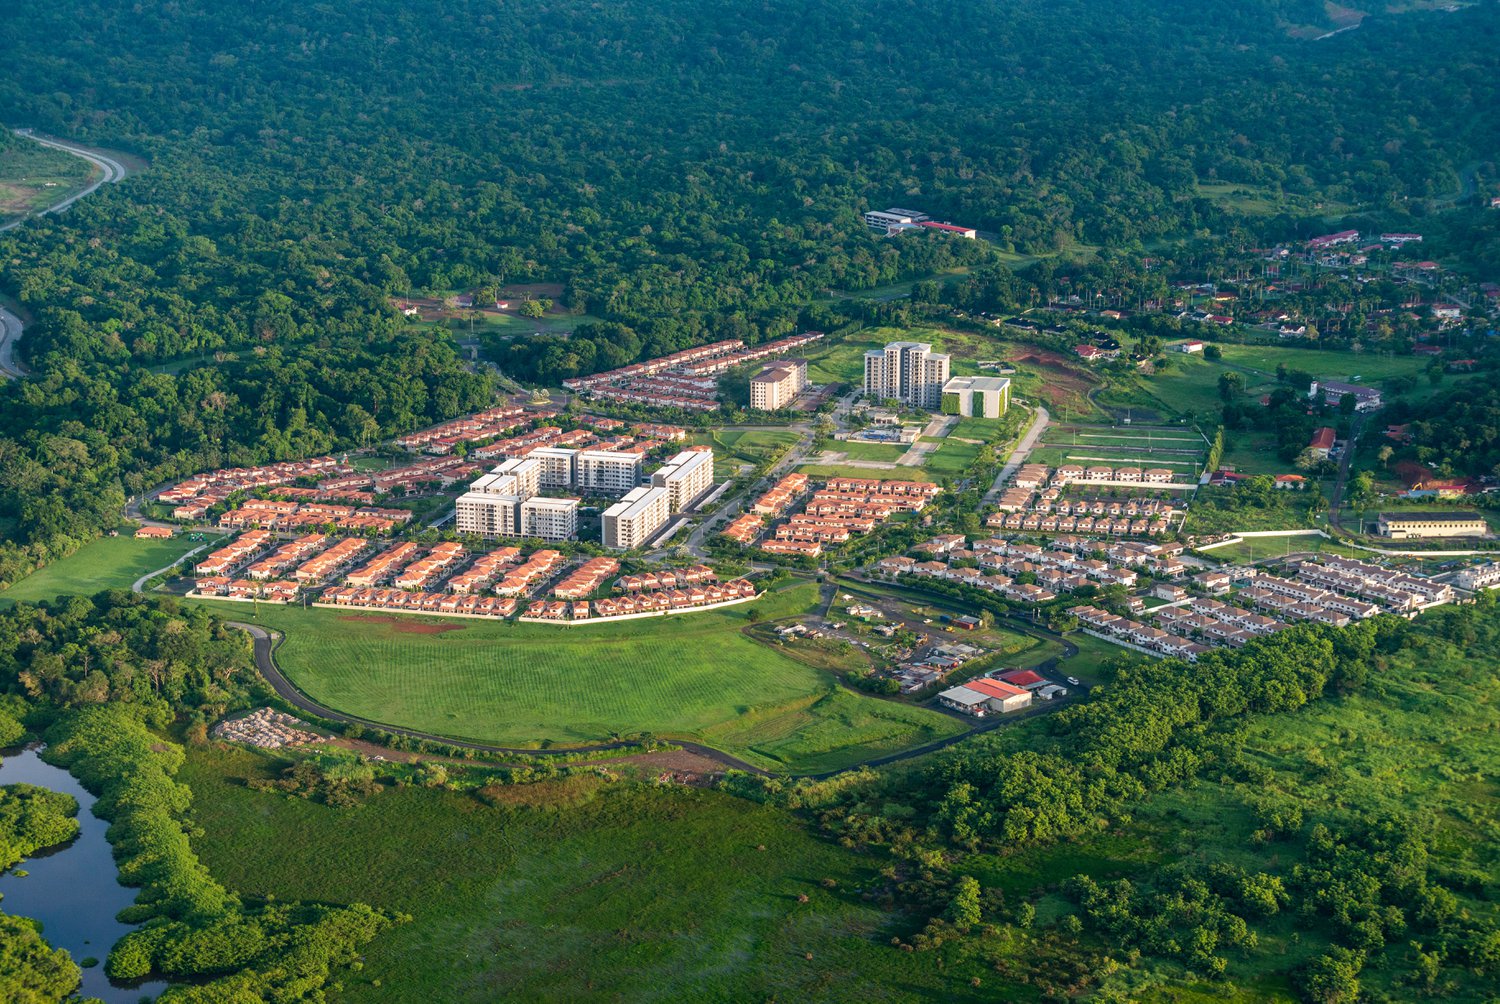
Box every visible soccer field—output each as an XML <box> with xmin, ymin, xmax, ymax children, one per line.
<box><xmin>1</xmin><ymin>533</ymin><xmax>216</xmax><ymax>606</ymax></box>
<box><xmin>194</xmin><ymin>583</ymin><xmax>962</xmax><ymax>771</ymax></box>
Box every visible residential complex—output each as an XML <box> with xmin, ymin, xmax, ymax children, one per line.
<box><xmin>863</xmin><ymin>341</ymin><xmax>951</xmax><ymax>409</ymax></box>
<box><xmin>650</xmin><ymin>449</ymin><xmax>715</xmax><ymax>512</ymax></box>
<box><xmin>1310</xmin><ymin>379</ymin><xmax>1382</xmax><ymax>412</ymax></box>
<box><xmin>602</xmin><ymin>485</ymin><xmax>672</xmax><ymax>549</ymax></box>
<box><xmin>1456</xmin><ymin>562</ymin><xmax>1500</xmax><ymax>591</ymax></box>
<box><xmin>455</xmin><ymin>457</ymin><xmax>579</xmax><ymax>542</ymax></box>
<box><xmin>749</xmin><ymin>358</ymin><xmax>808</xmax><ymax>410</ymax></box>
<box><xmin>941</xmin><ymin>375</ymin><xmax>1010</xmax><ymax>418</ymax></box>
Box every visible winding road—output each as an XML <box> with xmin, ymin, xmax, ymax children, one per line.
<box><xmin>0</xmin><ymin>130</ymin><xmax>135</xmax><ymax>378</ymax></box>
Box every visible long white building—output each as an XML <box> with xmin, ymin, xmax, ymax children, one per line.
<box><xmin>602</xmin><ymin>485</ymin><xmax>671</xmax><ymax>550</ymax></box>
<box><xmin>651</xmin><ymin>450</ymin><xmax>715</xmax><ymax>512</ymax></box>
<box><xmin>864</xmin><ymin>341</ymin><xmax>950</xmax><ymax>409</ymax></box>
<box><xmin>523</xmin><ymin>446</ymin><xmax>644</xmax><ymax>496</ymax></box>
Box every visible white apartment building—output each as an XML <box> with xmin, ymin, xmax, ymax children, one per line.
<box><xmin>454</xmin><ymin>457</ymin><xmax>576</xmax><ymax>541</ymax></box>
<box><xmin>576</xmin><ymin>449</ymin><xmax>644</xmax><ymax>495</ymax></box>
<box><xmin>651</xmin><ymin>449</ymin><xmax>715</xmax><ymax>512</ymax></box>
<box><xmin>864</xmin><ymin>341</ymin><xmax>951</xmax><ymax>409</ymax></box>
<box><xmin>864</xmin><ymin>207</ymin><xmax>928</xmax><ymax>233</ymax></box>
<box><xmin>519</xmin><ymin>496</ymin><xmax>580</xmax><ymax>541</ymax></box>
<box><xmin>601</xmin><ymin>485</ymin><xmax>671</xmax><ymax>550</ymax></box>
<box><xmin>1456</xmin><ymin>562</ymin><xmax>1500</xmax><ymax>591</ymax></box>
<box><xmin>529</xmin><ymin>447</ymin><xmax>577</xmax><ymax>489</ymax></box>
<box><xmin>749</xmin><ymin>358</ymin><xmax>808</xmax><ymax>411</ymax></box>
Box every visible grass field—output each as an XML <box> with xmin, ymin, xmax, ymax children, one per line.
<box><xmin>178</xmin><ymin>745</ymin><xmax>1004</xmax><ymax>1003</ymax></box>
<box><xmin>190</xmin><ymin>583</ymin><xmax>960</xmax><ymax>772</ymax></box>
<box><xmin>0</xmin><ymin>533</ymin><xmax>216</xmax><ymax>607</ymax></box>
<box><xmin>0</xmin><ymin>133</ymin><xmax>95</xmax><ymax>221</ymax></box>
<box><xmin>1200</xmin><ymin>534</ymin><xmax>1367</xmax><ymax>564</ymax></box>
<box><xmin>1214</xmin><ymin>344</ymin><xmax>1427</xmax><ymax>383</ymax></box>
<box><xmin>689</xmin><ymin>428</ymin><xmax>803</xmax><ymax>476</ymax></box>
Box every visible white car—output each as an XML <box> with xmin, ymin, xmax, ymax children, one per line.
<box><xmin>1066</xmin><ymin>676</ymin><xmax>1080</xmax><ymax>686</ymax></box>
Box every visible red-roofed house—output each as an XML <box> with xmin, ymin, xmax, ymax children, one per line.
<box><xmin>1308</xmin><ymin>427</ymin><xmax>1336</xmax><ymax>459</ymax></box>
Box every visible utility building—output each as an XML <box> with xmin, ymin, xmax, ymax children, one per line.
<box><xmin>941</xmin><ymin>375</ymin><xmax>1011</xmax><ymax>418</ymax></box>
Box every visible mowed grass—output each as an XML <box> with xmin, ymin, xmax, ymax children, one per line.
<box><xmin>1214</xmin><ymin>344</ymin><xmax>1427</xmax><ymax>383</ymax></box>
<box><xmin>192</xmin><ymin>583</ymin><xmax>960</xmax><ymax>771</ymax></box>
<box><xmin>689</xmin><ymin>428</ymin><xmax>803</xmax><ymax>476</ymax></box>
<box><xmin>0</xmin><ymin>533</ymin><xmax>216</xmax><ymax>607</ymax></box>
<box><xmin>178</xmin><ymin>744</ymin><xmax>1005</xmax><ymax>1003</ymax></box>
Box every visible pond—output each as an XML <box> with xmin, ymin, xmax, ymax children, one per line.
<box><xmin>0</xmin><ymin>745</ymin><xmax>168</xmax><ymax>1003</ymax></box>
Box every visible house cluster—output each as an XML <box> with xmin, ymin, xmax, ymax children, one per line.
<box><xmin>988</xmin><ymin>463</ymin><xmax>1180</xmax><ymax>537</ymax></box>
<box><xmin>758</xmin><ymin>477</ymin><xmax>941</xmax><ymax>558</ymax></box>
<box><xmin>562</xmin><ymin>333</ymin><xmax>824</xmax><ymax>411</ymax></box>
<box><xmin>1456</xmin><ymin>561</ymin><xmax>1500</xmax><ymax>592</ymax></box>
<box><xmin>888</xmin><ymin>641</ymin><xmax>986</xmax><ymax>694</ymax></box>
<box><xmin>161</xmin><ymin>456</ymin><xmax>353</xmax><ymax>520</ymax></box>
<box><xmin>318</xmin><ymin>586</ymin><xmax>519</xmax><ymax>618</ymax></box>
<box><xmin>614</xmin><ymin>564</ymin><xmax>716</xmax><ymax>592</ymax></box>
<box><xmin>720</xmin><ymin>473</ymin><xmax>810</xmax><ymax>544</ymax></box>
<box><xmin>216</xmin><ymin>498</ymin><xmax>414</xmax><ymax>534</ymax></box>
<box><xmin>394</xmin><ymin>405</ymin><xmax>536</xmax><ymax>454</ymax></box>
<box><xmin>1069</xmin><ymin>604</ymin><xmax>1212</xmax><ymax>660</ymax></box>
<box><xmin>551</xmin><ymin>557</ymin><xmax>621</xmax><ymax>599</ymax></box>
<box><xmin>526</xmin><ymin>577</ymin><xmax>757</xmax><ymax>621</ymax></box>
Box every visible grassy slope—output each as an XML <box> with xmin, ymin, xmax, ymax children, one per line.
<box><xmin>0</xmin><ymin>132</ymin><xmax>95</xmax><ymax>219</ymax></box>
<box><xmin>191</xmin><ymin>583</ymin><xmax>962</xmax><ymax>771</ymax></box>
<box><xmin>179</xmin><ymin>746</ymin><xmax>1004</xmax><ymax>1003</ymax></box>
<box><xmin>0</xmin><ymin>534</ymin><xmax>213</xmax><ymax>607</ymax></box>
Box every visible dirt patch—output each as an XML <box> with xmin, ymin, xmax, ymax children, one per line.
<box><xmin>1007</xmin><ymin>346</ymin><xmax>1099</xmax><ymax>410</ymax></box>
<box><xmin>337</xmin><ymin>614</ymin><xmax>467</xmax><ymax>634</ymax></box>
<box><xmin>572</xmin><ymin>748</ymin><xmax>730</xmax><ymax>777</ymax></box>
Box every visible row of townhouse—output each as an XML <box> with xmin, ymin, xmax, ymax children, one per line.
<box><xmin>194</xmin><ymin>530</ymin><xmax>276</xmax><ymax>576</ymax></box>
<box><xmin>293</xmin><ymin>537</ymin><xmax>371</xmax><ymax>585</ymax></box>
<box><xmin>394</xmin><ymin>406</ymin><xmax>535</xmax><ymax>454</ymax></box>
<box><xmin>345</xmin><ymin>542</ymin><xmax>424</xmax><ymax>588</ymax></box>
<box><xmin>590</xmin><ymin>579</ymin><xmax>757</xmax><ymax>617</ymax></box>
<box><xmin>720</xmin><ymin>512</ymin><xmax>764</xmax><ymax>545</ymax></box>
<box><xmin>159</xmin><ymin>456</ymin><xmax>350</xmax><ymax>506</ymax></box>
<box><xmin>219</xmin><ymin>500</ymin><xmax>411</xmax><ymax>534</ymax></box>
<box><xmin>552</xmin><ymin>557</ymin><xmax>621</xmax><ymax>599</ymax></box>
<box><xmin>471</xmin><ymin>426</ymin><xmax>598</xmax><ymax>462</ymax></box>
<box><xmin>1156</xmin><ymin>598</ymin><xmax>1289</xmax><ymax>649</ymax></box>
<box><xmin>446</xmin><ymin>547</ymin><xmax>523</xmax><ymax>594</ymax></box>
<box><xmin>822</xmin><ymin>477</ymin><xmax>941</xmax><ymax>501</ymax></box>
<box><xmin>631</xmin><ymin>423</ymin><xmax>689</xmax><ymax>442</ymax></box>
<box><xmin>1055</xmin><ymin>464</ymin><xmax>1179</xmax><ymax>485</ymax></box>
<box><xmin>1244</xmin><ymin>571</ymin><xmax>1384</xmax><ymax>620</ymax></box>
<box><xmin>1456</xmin><ymin>561</ymin><xmax>1500</xmax><ymax>591</ymax></box>
<box><xmin>392</xmin><ymin>542</ymin><xmax>469</xmax><ymax>591</ymax></box>
<box><xmin>1237</xmin><ymin>586</ymin><xmax>1364</xmax><ymax>627</ymax></box>
<box><xmin>578</xmin><ymin>383</ymin><xmax>723</xmax><ymax>412</ymax></box>
<box><xmin>244</xmin><ymin>534</ymin><xmax>328</xmax><ymax>580</ymax></box>
<box><xmin>750</xmin><ymin>474</ymin><xmax>809</xmax><ymax>516</ymax></box>
<box><xmin>1069</xmin><ymin>605</ymin><xmax>1207</xmax><ymax>660</ymax></box>
<box><xmin>562</xmin><ymin>339</ymin><xmax>747</xmax><ymax>390</ymax></box>
<box><xmin>877</xmin><ymin>556</ymin><xmax>1059</xmax><ymax>604</ymax></box>
<box><xmin>615</xmin><ymin>565</ymin><xmax>715</xmax><ymax>592</ymax></box>
<box><xmin>759</xmin><ymin>537</ymin><xmax>824</xmax><ymax>558</ymax></box>
<box><xmin>495</xmin><ymin>550</ymin><xmax>567</xmax><ymax>596</ymax></box>
<box><xmin>675</xmin><ymin>332</ymin><xmax>825</xmax><ymax>376</ymax></box>
<box><xmin>193</xmin><ymin>577</ymin><xmax>300</xmax><ymax>603</ymax></box>
<box><xmin>1303</xmin><ymin>554</ymin><xmax>1455</xmax><ymax>606</ymax></box>
<box><xmin>271</xmin><ymin>485</ymin><xmax>378</xmax><ymax>505</ymax></box>
<box><xmin>320</xmin><ymin>586</ymin><xmax>517</xmax><ymax>618</ymax></box>
<box><xmin>986</xmin><ymin>511</ymin><xmax>1171</xmax><ymax>537</ymax></box>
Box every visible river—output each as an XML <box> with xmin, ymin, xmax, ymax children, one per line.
<box><xmin>0</xmin><ymin>746</ymin><xmax>168</xmax><ymax>1003</ymax></box>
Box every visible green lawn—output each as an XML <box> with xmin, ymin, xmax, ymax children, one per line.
<box><xmin>832</xmin><ymin>440</ymin><xmax>910</xmax><ymax>463</ymax></box>
<box><xmin>190</xmin><ymin>583</ymin><xmax>958</xmax><ymax>772</ymax></box>
<box><xmin>178</xmin><ymin>745</ymin><xmax>1005</xmax><ymax>1003</ymax></box>
<box><xmin>0</xmin><ymin>533</ymin><xmax>217</xmax><ymax>607</ymax></box>
<box><xmin>1199</xmin><ymin>534</ymin><xmax>1366</xmax><ymax>564</ymax></box>
<box><xmin>1214</xmin><ymin>344</ymin><xmax>1428</xmax><ymax>383</ymax></box>
<box><xmin>689</xmin><ymin>428</ymin><xmax>803</xmax><ymax>476</ymax></box>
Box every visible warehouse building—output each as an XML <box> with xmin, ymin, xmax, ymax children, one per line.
<box><xmin>1376</xmin><ymin>511</ymin><xmax>1489</xmax><ymax>539</ymax></box>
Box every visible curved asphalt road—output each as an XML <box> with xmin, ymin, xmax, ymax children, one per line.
<box><xmin>1</xmin><ymin>131</ymin><xmax>134</xmax><ymax>378</ymax></box>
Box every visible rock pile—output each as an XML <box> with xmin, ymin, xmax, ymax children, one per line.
<box><xmin>213</xmin><ymin>708</ymin><xmax>319</xmax><ymax>748</ymax></box>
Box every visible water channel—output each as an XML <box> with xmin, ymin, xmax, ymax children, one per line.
<box><xmin>0</xmin><ymin>745</ymin><xmax>167</xmax><ymax>1003</ymax></box>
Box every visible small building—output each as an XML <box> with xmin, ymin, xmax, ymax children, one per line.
<box><xmin>135</xmin><ymin>525</ymin><xmax>175</xmax><ymax>539</ymax></box>
<box><xmin>962</xmin><ymin>678</ymin><xmax>1033</xmax><ymax>713</ymax></box>
<box><xmin>1153</xmin><ymin>583</ymin><xmax>1188</xmax><ymax>602</ymax></box>
<box><xmin>941</xmin><ymin>375</ymin><xmax>1011</xmax><ymax>418</ymax></box>
<box><xmin>1176</xmin><ymin>340</ymin><xmax>1205</xmax><ymax>354</ymax></box>
<box><xmin>1307</xmin><ymin>427</ymin><xmax>1336</xmax><ymax>459</ymax></box>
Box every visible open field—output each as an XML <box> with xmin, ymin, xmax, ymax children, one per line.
<box><xmin>689</xmin><ymin>427</ymin><xmax>803</xmax><ymax>476</ymax></box>
<box><xmin>1192</xmin><ymin>180</ymin><xmax>1354</xmax><ymax>220</ymax></box>
<box><xmin>1200</xmin><ymin>534</ymin><xmax>1374</xmax><ymax>564</ymax></box>
<box><xmin>1214</xmin><ymin>344</ymin><xmax>1429</xmax><ymax>383</ymax></box>
<box><xmin>179</xmin><ymin>745</ymin><xmax>1001</xmax><ymax>1003</ymax></box>
<box><xmin>189</xmin><ymin>583</ymin><xmax>960</xmax><ymax>771</ymax></box>
<box><xmin>0</xmin><ymin>533</ymin><xmax>215</xmax><ymax>606</ymax></box>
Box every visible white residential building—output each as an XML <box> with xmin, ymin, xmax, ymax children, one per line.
<box><xmin>750</xmin><ymin>358</ymin><xmax>808</xmax><ymax>410</ymax></box>
<box><xmin>601</xmin><ymin>485</ymin><xmax>671</xmax><ymax>550</ymax></box>
<box><xmin>454</xmin><ymin>457</ymin><xmax>576</xmax><ymax>541</ymax></box>
<box><xmin>941</xmin><ymin>375</ymin><xmax>1011</xmax><ymax>418</ymax></box>
<box><xmin>529</xmin><ymin>447</ymin><xmax>577</xmax><ymax>490</ymax></box>
<box><xmin>576</xmin><ymin>449</ymin><xmax>644</xmax><ymax>495</ymax></box>
<box><xmin>864</xmin><ymin>341</ymin><xmax>951</xmax><ymax>409</ymax></box>
<box><xmin>519</xmin><ymin>496</ymin><xmax>579</xmax><ymax>541</ymax></box>
<box><xmin>651</xmin><ymin>449</ymin><xmax>715</xmax><ymax>512</ymax></box>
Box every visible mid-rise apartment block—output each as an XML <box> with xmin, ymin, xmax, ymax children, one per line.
<box><xmin>749</xmin><ymin>358</ymin><xmax>808</xmax><ymax>411</ymax></box>
<box><xmin>519</xmin><ymin>496</ymin><xmax>580</xmax><ymax>541</ymax></box>
<box><xmin>651</xmin><ymin>449</ymin><xmax>715</xmax><ymax>512</ymax></box>
<box><xmin>864</xmin><ymin>341</ymin><xmax>950</xmax><ymax>409</ymax></box>
<box><xmin>454</xmin><ymin>456</ymin><xmax>577</xmax><ymax>542</ymax></box>
<box><xmin>602</xmin><ymin>485</ymin><xmax>671</xmax><ymax>550</ymax></box>
<box><xmin>529</xmin><ymin>447</ymin><xmax>577</xmax><ymax>490</ymax></box>
<box><xmin>576</xmin><ymin>448</ymin><xmax>644</xmax><ymax>494</ymax></box>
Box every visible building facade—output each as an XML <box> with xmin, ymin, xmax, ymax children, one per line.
<box><xmin>519</xmin><ymin>496</ymin><xmax>580</xmax><ymax>541</ymax></box>
<box><xmin>749</xmin><ymin>358</ymin><xmax>808</xmax><ymax>410</ymax></box>
<box><xmin>650</xmin><ymin>449</ymin><xmax>715</xmax><ymax>512</ymax></box>
<box><xmin>601</xmin><ymin>485</ymin><xmax>671</xmax><ymax>550</ymax></box>
<box><xmin>454</xmin><ymin>457</ymin><xmax>576</xmax><ymax>541</ymax></box>
<box><xmin>941</xmin><ymin>375</ymin><xmax>1011</xmax><ymax>418</ymax></box>
<box><xmin>575</xmin><ymin>449</ymin><xmax>644</xmax><ymax>495</ymax></box>
<box><xmin>1376</xmin><ymin>512</ymin><xmax>1488</xmax><ymax>539</ymax></box>
<box><xmin>864</xmin><ymin>341</ymin><xmax>951</xmax><ymax>409</ymax></box>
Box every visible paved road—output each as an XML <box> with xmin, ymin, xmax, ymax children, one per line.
<box><xmin>984</xmin><ymin>404</ymin><xmax>1049</xmax><ymax>502</ymax></box>
<box><xmin>1</xmin><ymin>131</ymin><xmax>135</xmax><ymax>377</ymax></box>
<box><xmin>1326</xmin><ymin>412</ymin><xmax>1368</xmax><ymax>534</ymax></box>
